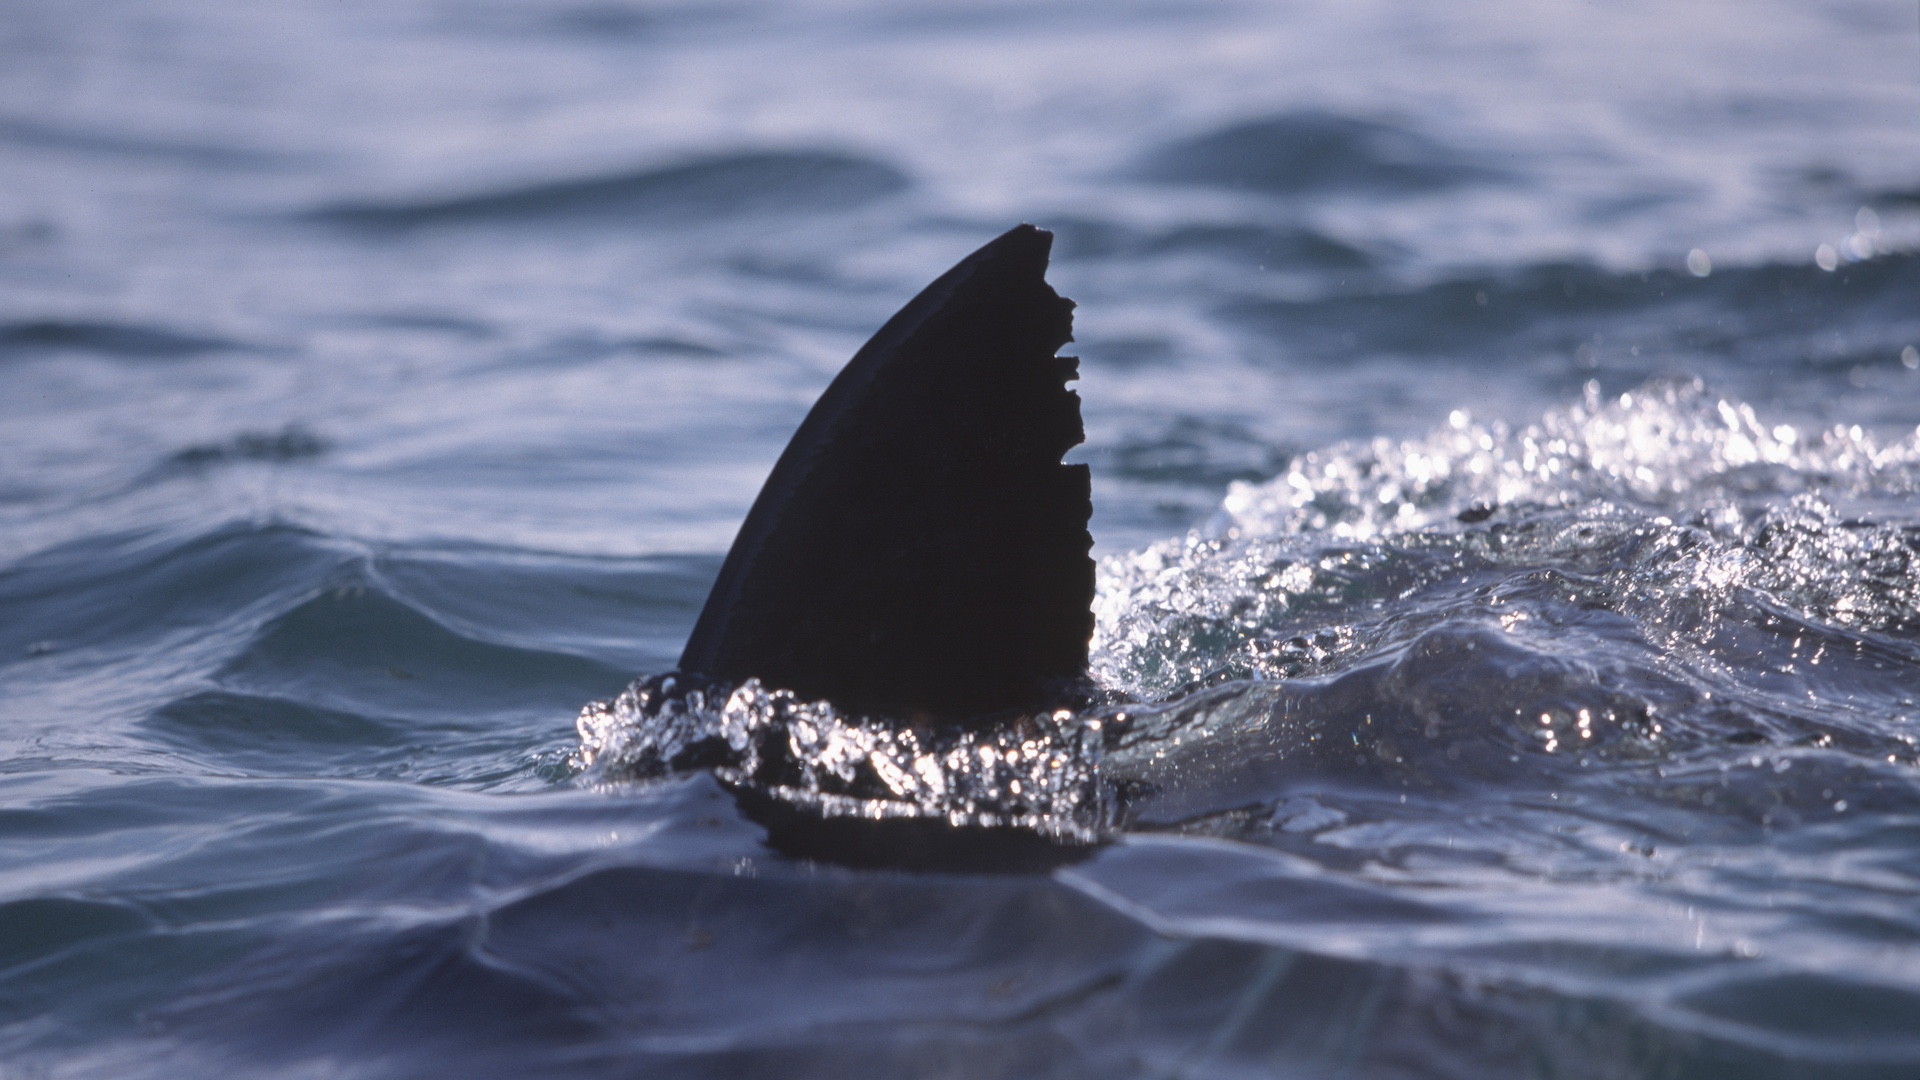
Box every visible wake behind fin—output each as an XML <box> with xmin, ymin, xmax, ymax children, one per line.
<box><xmin>679</xmin><ymin>224</ymin><xmax>1093</xmax><ymax>723</ymax></box>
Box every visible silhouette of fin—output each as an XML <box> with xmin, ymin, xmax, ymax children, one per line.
<box><xmin>679</xmin><ymin>224</ymin><xmax>1093</xmax><ymax>722</ymax></box>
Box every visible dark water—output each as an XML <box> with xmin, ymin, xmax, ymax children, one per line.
<box><xmin>5</xmin><ymin>2</ymin><xmax>1920</xmax><ymax>1076</ymax></box>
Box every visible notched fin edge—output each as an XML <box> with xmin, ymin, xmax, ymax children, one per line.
<box><xmin>678</xmin><ymin>224</ymin><xmax>1093</xmax><ymax>725</ymax></box>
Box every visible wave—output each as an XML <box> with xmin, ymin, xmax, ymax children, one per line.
<box><xmin>1132</xmin><ymin>110</ymin><xmax>1506</xmax><ymax>196</ymax></box>
<box><xmin>139</xmin><ymin>845</ymin><xmax>1146</xmax><ymax>1078</ymax></box>
<box><xmin>1096</xmin><ymin>377</ymin><xmax>1920</xmax><ymax>691</ymax></box>
<box><xmin>0</xmin><ymin>519</ymin><xmax>665</xmax><ymax>785</ymax></box>
<box><xmin>1092</xmin><ymin>415</ymin><xmax>1296</xmax><ymax>487</ymax></box>
<box><xmin>0</xmin><ymin>523</ymin><xmax>341</xmax><ymax>669</ymax></box>
<box><xmin>310</xmin><ymin>149</ymin><xmax>912</xmax><ymax>229</ymax></box>
<box><xmin>130</xmin><ymin>793</ymin><xmax>1920</xmax><ymax>1079</ymax></box>
<box><xmin>214</xmin><ymin>581</ymin><xmax>630</xmax><ymax>722</ymax></box>
<box><xmin>1059</xmin><ymin>837</ymin><xmax>1920</xmax><ymax>1075</ymax></box>
<box><xmin>165</xmin><ymin>425</ymin><xmax>327</xmax><ymax>469</ymax></box>
<box><xmin>145</xmin><ymin>690</ymin><xmax>425</xmax><ymax>778</ymax></box>
<box><xmin>0</xmin><ymin>895</ymin><xmax>152</xmax><ymax>974</ymax></box>
<box><xmin>12</xmin><ymin>389</ymin><xmax>1918</xmax><ymax>1075</ymax></box>
<box><xmin>1048</xmin><ymin>215</ymin><xmax>1374</xmax><ymax>270</ymax></box>
<box><xmin>0</xmin><ymin>115</ymin><xmax>281</xmax><ymax>168</ymax></box>
<box><xmin>0</xmin><ymin>319</ymin><xmax>240</xmax><ymax>358</ymax></box>
<box><xmin>1225</xmin><ymin>250</ymin><xmax>1920</xmax><ymax>364</ymax></box>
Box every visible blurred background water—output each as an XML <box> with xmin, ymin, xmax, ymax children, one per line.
<box><xmin>3</xmin><ymin>1</ymin><xmax>1920</xmax><ymax>1076</ymax></box>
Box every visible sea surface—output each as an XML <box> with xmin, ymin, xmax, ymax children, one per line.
<box><xmin>5</xmin><ymin>1</ymin><xmax>1920</xmax><ymax>1076</ymax></box>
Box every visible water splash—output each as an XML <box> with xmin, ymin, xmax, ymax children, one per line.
<box><xmin>1093</xmin><ymin>378</ymin><xmax>1920</xmax><ymax>698</ymax></box>
<box><xmin>576</xmin><ymin>675</ymin><xmax>1110</xmax><ymax>841</ymax></box>
<box><xmin>1214</xmin><ymin>377</ymin><xmax>1918</xmax><ymax>540</ymax></box>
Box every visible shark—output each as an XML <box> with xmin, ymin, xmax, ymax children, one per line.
<box><xmin>678</xmin><ymin>223</ymin><xmax>1096</xmax><ymax>725</ymax></box>
<box><xmin>597</xmin><ymin>224</ymin><xmax>1107</xmax><ymax>869</ymax></box>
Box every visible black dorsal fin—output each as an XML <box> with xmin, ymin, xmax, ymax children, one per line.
<box><xmin>679</xmin><ymin>224</ymin><xmax>1093</xmax><ymax>722</ymax></box>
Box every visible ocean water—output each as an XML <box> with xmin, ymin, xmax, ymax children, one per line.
<box><xmin>4</xmin><ymin>1</ymin><xmax>1920</xmax><ymax>1076</ymax></box>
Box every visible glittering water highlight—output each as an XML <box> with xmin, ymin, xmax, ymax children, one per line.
<box><xmin>577</xmin><ymin>675</ymin><xmax>1110</xmax><ymax>840</ymax></box>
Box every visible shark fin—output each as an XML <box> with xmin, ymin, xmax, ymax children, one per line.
<box><xmin>679</xmin><ymin>224</ymin><xmax>1093</xmax><ymax>722</ymax></box>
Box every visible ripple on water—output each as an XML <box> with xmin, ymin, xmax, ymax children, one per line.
<box><xmin>310</xmin><ymin>149</ymin><xmax>913</xmax><ymax>230</ymax></box>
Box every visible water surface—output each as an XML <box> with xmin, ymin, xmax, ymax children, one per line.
<box><xmin>4</xmin><ymin>1</ymin><xmax>1920</xmax><ymax>1076</ymax></box>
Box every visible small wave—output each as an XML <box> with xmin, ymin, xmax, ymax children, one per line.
<box><xmin>1133</xmin><ymin>110</ymin><xmax>1505</xmax><ymax>196</ymax></box>
<box><xmin>1088</xmin><ymin>379</ymin><xmax>1920</xmax><ymax>830</ymax></box>
<box><xmin>441</xmin><ymin>1</ymin><xmax>730</xmax><ymax>41</ymax></box>
<box><xmin>1048</xmin><ymin>215</ymin><xmax>1373</xmax><ymax>270</ymax></box>
<box><xmin>0</xmin><ymin>115</ymin><xmax>281</xmax><ymax>168</ymax></box>
<box><xmin>0</xmin><ymin>523</ymin><xmax>340</xmax><ymax>667</ymax></box>
<box><xmin>1208</xmin><ymin>377</ymin><xmax>1920</xmax><ymax>539</ymax></box>
<box><xmin>145</xmin><ymin>834</ymin><xmax>1142</xmax><ymax>1077</ymax></box>
<box><xmin>1093</xmin><ymin>415</ymin><xmax>1294</xmax><ymax>487</ymax></box>
<box><xmin>543</xmin><ymin>2</ymin><xmax>727</xmax><ymax>38</ymax></box>
<box><xmin>218</xmin><ymin>579</ymin><xmax>630</xmax><ymax>721</ymax></box>
<box><xmin>1676</xmin><ymin>972</ymin><xmax>1920</xmax><ymax>1057</ymax></box>
<box><xmin>3</xmin><ymin>520</ymin><xmax>639</xmax><ymax>784</ymax></box>
<box><xmin>1058</xmin><ymin>836</ymin><xmax>1920</xmax><ymax>1075</ymax></box>
<box><xmin>140</xmin><ymin>687</ymin><xmax>503</xmax><ymax>780</ymax></box>
<box><xmin>0</xmin><ymin>319</ymin><xmax>239</xmax><ymax>358</ymax></box>
<box><xmin>1226</xmin><ymin>250</ymin><xmax>1920</xmax><ymax>363</ymax></box>
<box><xmin>346</xmin><ymin>312</ymin><xmax>496</xmax><ymax>337</ymax></box>
<box><xmin>165</xmin><ymin>425</ymin><xmax>327</xmax><ymax>469</ymax></box>
<box><xmin>0</xmin><ymin>896</ymin><xmax>152</xmax><ymax>972</ymax></box>
<box><xmin>152</xmin><ymin>689</ymin><xmax>405</xmax><ymax>748</ymax></box>
<box><xmin>310</xmin><ymin>149</ymin><xmax>911</xmax><ymax>228</ymax></box>
<box><xmin>1094</xmin><ymin>379</ymin><xmax>1920</xmax><ymax>694</ymax></box>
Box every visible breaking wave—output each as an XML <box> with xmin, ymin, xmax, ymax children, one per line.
<box><xmin>580</xmin><ymin>378</ymin><xmax>1920</xmax><ymax>843</ymax></box>
<box><xmin>1096</xmin><ymin>376</ymin><xmax>1920</xmax><ymax>694</ymax></box>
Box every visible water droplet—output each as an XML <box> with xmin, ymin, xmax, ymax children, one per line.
<box><xmin>1686</xmin><ymin>248</ymin><xmax>1711</xmax><ymax>277</ymax></box>
<box><xmin>1815</xmin><ymin>244</ymin><xmax>1838</xmax><ymax>271</ymax></box>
